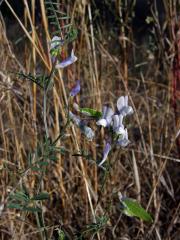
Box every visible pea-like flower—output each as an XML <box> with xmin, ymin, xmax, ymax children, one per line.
<box><xmin>98</xmin><ymin>142</ymin><xmax>111</xmax><ymax>166</ymax></box>
<box><xmin>56</xmin><ymin>49</ymin><xmax>77</xmax><ymax>69</ymax></box>
<box><xmin>117</xmin><ymin>96</ymin><xmax>133</xmax><ymax>116</ymax></box>
<box><xmin>70</xmin><ymin>80</ymin><xmax>80</xmax><ymax>97</ymax></box>
<box><xmin>50</xmin><ymin>36</ymin><xmax>63</xmax><ymax>56</ymax></box>
<box><xmin>117</xmin><ymin>128</ymin><xmax>130</xmax><ymax>147</ymax></box>
<box><xmin>96</xmin><ymin>106</ymin><xmax>114</xmax><ymax>127</ymax></box>
<box><xmin>112</xmin><ymin>114</ymin><xmax>126</xmax><ymax>136</ymax></box>
<box><xmin>69</xmin><ymin>111</ymin><xmax>81</xmax><ymax>126</ymax></box>
<box><xmin>69</xmin><ymin>111</ymin><xmax>94</xmax><ymax>141</ymax></box>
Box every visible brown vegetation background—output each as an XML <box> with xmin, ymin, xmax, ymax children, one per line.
<box><xmin>0</xmin><ymin>0</ymin><xmax>180</xmax><ymax>239</ymax></box>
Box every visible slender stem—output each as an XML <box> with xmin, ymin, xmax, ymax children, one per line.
<box><xmin>43</xmin><ymin>89</ymin><xmax>49</xmax><ymax>138</ymax></box>
<box><xmin>53</xmin><ymin>118</ymin><xmax>70</xmax><ymax>145</ymax></box>
<box><xmin>35</xmin><ymin>209</ymin><xmax>48</xmax><ymax>240</ymax></box>
<box><xmin>35</xmin><ymin>211</ymin><xmax>44</xmax><ymax>240</ymax></box>
<box><xmin>52</xmin><ymin>97</ymin><xmax>71</xmax><ymax>145</ymax></box>
<box><xmin>43</xmin><ymin>56</ymin><xmax>59</xmax><ymax>138</ymax></box>
<box><xmin>45</xmin><ymin>57</ymin><xmax>58</xmax><ymax>91</ymax></box>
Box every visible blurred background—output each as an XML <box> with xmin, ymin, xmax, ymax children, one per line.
<box><xmin>0</xmin><ymin>0</ymin><xmax>180</xmax><ymax>239</ymax></box>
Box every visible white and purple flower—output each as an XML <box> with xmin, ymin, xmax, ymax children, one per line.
<box><xmin>69</xmin><ymin>111</ymin><xmax>94</xmax><ymax>141</ymax></box>
<box><xmin>70</xmin><ymin>80</ymin><xmax>80</xmax><ymax>97</ymax></box>
<box><xmin>98</xmin><ymin>142</ymin><xmax>111</xmax><ymax>166</ymax></box>
<box><xmin>96</xmin><ymin>106</ymin><xmax>114</xmax><ymax>127</ymax></box>
<box><xmin>56</xmin><ymin>49</ymin><xmax>77</xmax><ymax>69</ymax></box>
<box><xmin>112</xmin><ymin>114</ymin><xmax>126</xmax><ymax>136</ymax></box>
<box><xmin>117</xmin><ymin>128</ymin><xmax>130</xmax><ymax>147</ymax></box>
<box><xmin>117</xmin><ymin>96</ymin><xmax>133</xmax><ymax>116</ymax></box>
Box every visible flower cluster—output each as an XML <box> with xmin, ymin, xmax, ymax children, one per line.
<box><xmin>50</xmin><ymin>36</ymin><xmax>134</xmax><ymax>167</ymax></box>
<box><xmin>50</xmin><ymin>36</ymin><xmax>77</xmax><ymax>68</ymax></box>
<box><xmin>68</xmin><ymin>81</ymin><xmax>134</xmax><ymax>166</ymax></box>
<box><xmin>68</xmin><ymin>82</ymin><xmax>134</xmax><ymax>166</ymax></box>
<box><xmin>50</xmin><ymin>36</ymin><xmax>95</xmax><ymax>140</ymax></box>
<box><xmin>97</xmin><ymin>96</ymin><xmax>133</xmax><ymax>166</ymax></box>
<box><xmin>68</xmin><ymin>81</ymin><xmax>96</xmax><ymax>141</ymax></box>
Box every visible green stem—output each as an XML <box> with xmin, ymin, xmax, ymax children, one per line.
<box><xmin>43</xmin><ymin>89</ymin><xmax>49</xmax><ymax>138</ymax></box>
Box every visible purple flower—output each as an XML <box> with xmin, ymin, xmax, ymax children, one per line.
<box><xmin>69</xmin><ymin>111</ymin><xmax>95</xmax><ymax>141</ymax></box>
<box><xmin>98</xmin><ymin>142</ymin><xmax>111</xmax><ymax>166</ymax></box>
<box><xmin>117</xmin><ymin>128</ymin><xmax>130</xmax><ymax>147</ymax></box>
<box><xmin>96</xmin><ymin>106</ymin><xmax>114</xmax><ymax>127</ymax></box>
<box><xmin>69</xmin><ymin>111</ymin><xmax>81</xmax><ymax>126</ymax></box>
<box><xmin>70</xmin><ymin>80</ymin><xmax>80</xmax><ymax>97</ymax></box>
<box><xmin>55</xmin><ymin>49</ymin><xmax>77</xmax><ymax>69</ymax></box>
<box><xmin>81</xmin><ymin>125</ymin><xmax>95</xmax><ymax>141</ymax></box>
<box><xmin>112</xmin><ymin>114</ymin><xmax>126</xmax><ymax>135</ymax></box>
<box><xmin>117</xmin><ymin>96</ymin><xmax>133</xmax><ymax>116</ymax></box>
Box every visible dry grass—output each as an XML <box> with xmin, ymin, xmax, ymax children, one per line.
<box><xmin>0</xmin><ymin>0</ymin><xmax>180</xmax><ymax>239</ymax></box>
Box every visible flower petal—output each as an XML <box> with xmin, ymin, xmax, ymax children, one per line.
<box><xmin>105</xmin><ymin>107</ymin><xmax>114</xmax><ymax>119</ymax></box>
<box><xmin>116</xmin><ymin>126</ymin><xmax>126</xmax><ymax>136</ymax></box>
<box><xmin>69</xmin><ymin>111</ymin><xmax>94</xmax><ymax>140</ymax></box>
<box><xmin>70</xmin><ymin>80</ymin><xmax>80</xmax><ymax>97</ymax></box>
<box><xmin>98</xmin><ymin>142</ymin><xmax>111</xmax><ymax>166</ymax></box>
<box><xmin>105</xmin><ymin>107</ymin><xmax>114</xmax><ymax>126</ymax></box>
<box><xmin>117</xmin><ymin>96</ymin><xmax>133</xmax><ymax>116</ymax></box>
<box><xmin>117</xmin><ymin>138</ymin><xmax>129</xmax><ymax>147</ymax></box>
<box><xmin>50</xmin><ymin>36</ymin><xmax>62</xmax><ymax>51</ymax></box>
<box><xmin>119</xmin><ymin>114</ymin><xmax>123</xmax><ymax>126</ymax></box>
<box><xmin>80</xmin><ymin>125</ymin><xmax>95</xmax><ymax>141</ymax></box>
<box><xmin>112</xmin><ymin>115</ymin><xmax>119</xmax><ymax>129</ymax></box>
<box><xmin>96</xmin><ymin>119</ymin><xmax>108</xmax><ymax>127</ymax></box>
<box><xmin>112</xmin><ymin>114</ymin><xmax>125</xmax><ymax>135</ymax></box>
<box><xmin>117</xmin><ymin>129</ymin><xmax>130</xmax><ymax>147</ymax></box>
<box><xmin>69</xmin><ymin>111</ymin><xmax>81</xmax><ymax>126</ymax></box>
<box><xmin>126</xmin><ymin>106</ymin><xmax>134</xmax><ymax>115</ymax></box>
<box><xmin>56</xmin><ymin>49</ymin><xmax>77</xmax><ymax>69</ymax></box>
<box><xmin>117</xmin><ymin>96</ymin><xmax>125</xmax><ymax>112</ymax></box>
<box><xmin>124</xmin><ymin>95</ymin><xmax>128</xmax><ymax>107</ymax></box>
<box><xmin>102</xmin><ymin>106</ymin><xmax>107</xmax><ymax>118</ymax></box>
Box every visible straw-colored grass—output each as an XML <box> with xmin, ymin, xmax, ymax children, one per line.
<box><xmin>0</xmin><ymin>0</ymin><xmax>180</xmax><ymax>239</ymax></box>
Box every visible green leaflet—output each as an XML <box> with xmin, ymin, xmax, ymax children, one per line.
<box><xmin>121</xmin><ymin>198</ymin><xmax>153</xmax><ymax>222</ymax></box>
<box><xmin>45</xmin><ymin>1</ymin><xmax>77</xmax><ymax>44</ymax></box>
<box><xmin>31</xmin><ymin>192</ymin><xmax>49</xmax><ymax>201</ymax></box>
<box><xmin>7</xmin><ymin>203</ymin><xmax>23</xmax><ymax>210</ymax></box>
<box><xmin>9</xmin><ymin>191</ymin><xmax>29</xmax><ymax>202</ymax></box>
<box><xmin>79</xmin><ymin>107</ymin><xmax>102</xmax><ymax>118</ymax></box>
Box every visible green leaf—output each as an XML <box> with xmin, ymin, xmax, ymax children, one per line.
<box><xmin>9</xmin><ymin>191</ymin><xmax>29</xmax><ymax>202</ymax></box>
<box><xmin>79</xmin><ymin>107</ymin><xmax>102</xmax><ymax>118</ymax></box>
<box><xmin>7</xmin><ymin>203</ymin><xmax>23</xmax><ymax>210</ymax></box>
<box><xmin>45</xmin><ymin>0</ymin><xmax>71</xmax><ymax>38</ymax></box>
<box><xmin>31</xmin><ymin>192</ymin><xmax>49</xmax><ymax>201</ymax></box>
<box><xmin>121</xmin><ymin>198</ymin><xmax>153</xmax><ymax>222</ymax></box>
